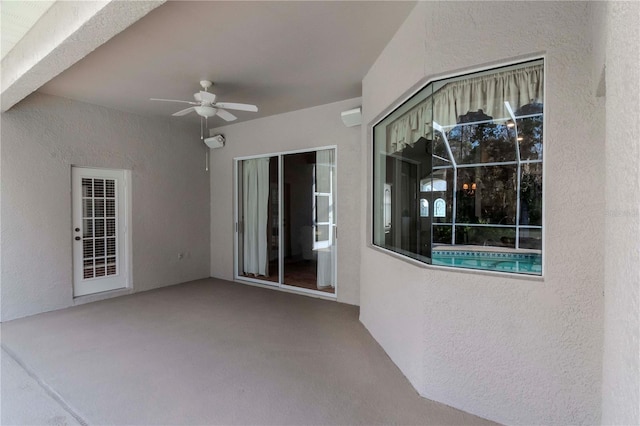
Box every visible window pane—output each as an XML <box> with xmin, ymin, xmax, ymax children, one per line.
<box><xmin>94</xmin><ymin>179</ymin><xmax>104</xmax><ymax>198</ymax></box>
<box><xmin>519</xmin><ymin>228</ymin><xmax>542</xmax><ymax>250</ymax></box>
<box><xmin>106</xmin><ymin>219</ymin><xmax>116</xmax><ymax>237</ymax></box>
<box><xmin>455</xmin><ymin>226</ymin><xmax>516</xmax><ymax>248</ymax></box>
<box><xmin>432</xmin><ymin>132</ymin><xmax>454</xmax><ymax>167</ymax></box>
<box><xmin>105</xmin><ymin>179</ymin><xmax>116</xmax><ymax>198</ymax></box>
<box><xmin>516</xmin><ymin>107</ymin><xmax>543</xmax><ymax>161</ymax></box>
<box><xmin>316</xmin><ymin>150</ymin><xmax>332</xmax><ymax>194</ymax></box>
<box><xmin>432</xmin><ymin>224</ymin><xmax>452</xmax><ymax>245</ymax></box>
<box><xmin>456</xmin><ymin>165</ymin><xmax>517</xmax><ymax>226</ymax></box>
<box><xmin>83</xmin><ymin>258</ymin><xmax>94</xmax><ymax>279</ymax></box>
<box><xmin>83</xmin><ymin>199</ymin><xmax>93</xmax><ymax>218</ymax></box>
<box><xmin>316</xmin><ymin>196</ymin><xmax>330</xmax><ymax>223</ymax></box>
<box><xmin>95</xmin><ymin>199</ymin><xmax>104</xmax><ymax>217</ymax></box>
<box><xmin>520</xmin><ymin>163</ymin><xmax>543</xmax><ymax>226</ymax></box>
<box><xmin>82</xmin><ymin>178</ymin><xmax>93</xmax><ymax>197</ymax></box>
<box><xmin>107</xmin><ymin>238</ymin><xmax>116</xmax><ymax>256</ymax></box>
<box><xmin>83</xmin><ymin>219</ymin><xmax>93</xmax><ymax>238</ymax></box>
<box><xmin>447</xmin><ymin>120</ymin><xmax>516</xmax><ymax>165</ymax></box>
<box><xmin>95</xmin><ymin>239</ymin><xmax>105</xmax><ymax>257</ymax></box>
<box><xmin>106</xmin><ymin>199</ymin><xmax>116</xmax><ymax>217</ymax></box>
<box><xmin>83</xmin><ymin>239</ymin><xmax>93</xmax><ymax>259</ymax></box>
<box><xmin>95</xmin><ymin>265</ymin><xmax>106</xmax><ymax>277</ymax></box>
<box><xmin>95</xmin><ymin>219</ymin><xmax>105</xmax><ymax>238</ymax></box>
<box><xmin>107</xmin><ymin>257</ymin><xmax>117</xmax><ymax>275</ymax></box>
<box><xmin>373</xmin><ymin>135</ymin><xmax>433</xmax><ymax>262</ymax></box>
<box><xmin>316</xmin><ymin>225</ymin><xmax>330</xmax><ymax>242</ymax></box>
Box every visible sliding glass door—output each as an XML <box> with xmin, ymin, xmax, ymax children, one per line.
<box><xmin>235</xmin><ymin>148</ymin><xmax>336</xmax><ymax>296</ymax></box>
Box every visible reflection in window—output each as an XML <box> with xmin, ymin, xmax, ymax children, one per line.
<box><xmin>434</xmin><ymin>198</ymin><xmax>446</xmax><ymax>218</ymax></box>
<box><xmin>373</xmin><ymin>59</ymin><xmax>543</xmax><ymax>275</ymax></box>
<box><xmin>384</xmin><ymin>184</ymin><xmax>392</xmax><ymax>229</ymax></box>
<box><xmin>420</xmin><ymin>199</ymin><xmax>429</xmax><ymax>217</ymax></box>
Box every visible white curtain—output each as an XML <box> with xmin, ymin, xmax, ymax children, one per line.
<box><xmin>242</xmin><ymin>158</ymin><xmax>270</xmax><ymax>276</ymax></box>
<box><xmin>316</xmin><ymin>149</ymin><xmax>335</xmax><ymax>289</ymax></box>
<box><xmin>388</xmin><ymin>63</ymin><xmax>544</xmax><ymax>153</ymax></box>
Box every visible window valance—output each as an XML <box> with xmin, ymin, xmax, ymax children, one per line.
<box><xmin>387</xmin><ymin>63</ymin><xmax>544</xmax><ymax>153</ymax></box>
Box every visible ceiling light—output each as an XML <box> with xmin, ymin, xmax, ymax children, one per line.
<box><xmin>194</xmin><ymin>106</ymin><xmax>217</xmax><ymax>117</ymax></box>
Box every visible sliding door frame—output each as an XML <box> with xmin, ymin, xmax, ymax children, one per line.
<box><xmin>233</xmin><ymin>145</ymin><xmax>338</xmax><ymax>299</ymax></box>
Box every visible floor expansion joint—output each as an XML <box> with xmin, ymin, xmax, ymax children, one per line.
<box><xmin>1</xmin><ymin>344</ymin><xmax>90</xmax><ymax>426</ymax></box>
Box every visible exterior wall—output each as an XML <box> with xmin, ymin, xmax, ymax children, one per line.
<box><xmin>1</xmin><ymin>92</ymin><xmax>210</xmax><ymax>321</ymax></box>
<box><xmin>209</xmin><ymin>98</ymin><xmax>361</xmax><ymax>306</ymax></box>
<box><xmin>360</xmin><ymin>2</ymin><xmax>605</xmax><ymax>424</ymax></box>
<box><xmin>601</xmin><ymin>2</ymin><xmax>640</xmax><ymax>424</ymax></box>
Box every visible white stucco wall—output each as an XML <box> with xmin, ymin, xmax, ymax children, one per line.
<box><xmin>360</xmin><ymin>2</ymin><xmax>605</xmax><ymax>424</ymax></box>
<box><xmin>1</xmin><ymin>92</ymin><xmax>210</xmax><ymax>321</ymax></box>
<box><xmin>209</xmin><ymin>98</ymin><xmax>361</xmax><ymax>306</ymax></box>
<box><xmin>600</xmin><ymin>2</ymin><xmax>640</xmax><ymax>424</ymax></box>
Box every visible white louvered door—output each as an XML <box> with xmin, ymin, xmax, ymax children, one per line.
<box><xmin>72</xmin><ymin>167</ymin><xmax>128</xmax><ymax>296</ymax></box>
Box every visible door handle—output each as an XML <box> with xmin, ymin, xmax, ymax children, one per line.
<box><xmin>75</xmin><ymin>236</ymin><xmax>81</xmax><ymax>241</ymax></box>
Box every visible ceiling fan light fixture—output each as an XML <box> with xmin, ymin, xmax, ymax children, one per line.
<box><xmin>150</xmin><ymin>80</ymin><xmax>257</xmax><ymax>122</ymax></box>
<box><xmin>195</xmin><ymin>106</ymin><xmax>218</xmax><ymax>117</ymax></box>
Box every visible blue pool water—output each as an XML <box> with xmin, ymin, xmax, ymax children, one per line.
<box><xmin>432</xmin><ymin>250</ymin><xmax>542</xmax><ymax>275</ymax></box>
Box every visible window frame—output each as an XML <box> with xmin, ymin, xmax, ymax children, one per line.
<box><xmin>368</xmin><ymin>57</ymin><xmax>546</xmax><ymax>278</ymax></box>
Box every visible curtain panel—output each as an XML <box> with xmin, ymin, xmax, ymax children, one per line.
<box><xmin>242</xmin><ymin>157</ymin><xmax>270</xmax><ymax>276</ymax></box>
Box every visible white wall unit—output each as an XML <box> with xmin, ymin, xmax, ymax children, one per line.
<box><xmin>210</xmin><ymin>98</ymin><xmax>361</xmax><ymax>306</ymax></box>
<box><xmin>1</xmin><ymin>92</ymin><xmax>210</xmax><ymax>321</ymax></box>
<box><xmin>360</xmin><ymin>2</ymin><xmax>606</xmax><ymax>424</ymax></box>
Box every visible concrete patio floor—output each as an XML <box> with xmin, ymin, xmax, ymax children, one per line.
<box><xmin>1</xmin><ymin>278</ymin><xmax>495</xmax><ymax>425</ymax></box>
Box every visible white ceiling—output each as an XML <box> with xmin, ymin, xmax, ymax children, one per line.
<box><xmin>1</xmin><ymin>0</ymin><xmax>55</xmax><ymax>59</ymax></box>
<box><xmin>37</xmin><ymin>1</ymin><xmax>416</xmax><ymax>126</ymax></box>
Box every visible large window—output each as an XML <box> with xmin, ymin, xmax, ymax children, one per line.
<box><xmin>373</xmin><ymin>60</ymin><xmax>543</xmax><ymax>275</ymax></box>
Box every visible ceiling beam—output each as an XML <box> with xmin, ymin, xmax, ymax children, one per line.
<box><xmin>1</xmin><ymin>0</ymin><xmax>165</xmax><ymax>112</ymax></box>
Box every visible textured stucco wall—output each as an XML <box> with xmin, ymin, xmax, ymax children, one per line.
<box><xmin>601</xmin><ymin>2</ymin><xmax>640</xmax><ymax>424</ymax></box>
<box><xmin>209</xmin><ymin>98</ymin><xmax>361</xmax><ymax>306</ymax></box>
<box><xmin>1</xmin><ymin>93</ymin><xmax>210</xmax><ymax>321</ymax></box>
<box><xmin>360</xmin><ymin>2</ymin><xmax>605</xmax><ymax>424</ymax></box>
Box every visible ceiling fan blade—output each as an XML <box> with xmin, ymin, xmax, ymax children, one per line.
<box><xmin>150</xmin><ymin>98</ymin><xmax>199</xmax><ymax>105</ymax></box>
<box><xmin>216</xmin><ymin>109</ymin><xmax>237</xmax><ymax>122</ymax></box>
<box><xmin>198</xmin><ymin>91</ymin><xmax>217</xmax><ymax>103</ymax></box>
<box><xmin>214</xmin><ymin>102</ymin><xmax>258</xmax><ymax>112</ymax></box>
<box><xmin>172</xmin><ymin>107</ymin><xmax>196</xmax><ymax>116</ymax></box>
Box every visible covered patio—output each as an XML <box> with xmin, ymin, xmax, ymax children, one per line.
<box><xmin>2</xmin><ymin>279</ymin><xmax>493</xmax><ymax>425</ymax></box>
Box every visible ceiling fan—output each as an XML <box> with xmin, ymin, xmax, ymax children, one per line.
<box><xmin>150</xmin><ymin>80</ymin><xmax>258</xmax><ymax>123</ymax></box>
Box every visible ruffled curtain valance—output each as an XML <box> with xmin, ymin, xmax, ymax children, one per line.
<box><xmin>387</xmin><ymin>64</ymin><xmax>544</xmax><ymax>153</ymax></box>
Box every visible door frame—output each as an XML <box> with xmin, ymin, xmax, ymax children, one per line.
<box><xmin>71</xmin><ymin>166</ymin><xmax>132</xmax><ymax>298</ymax></box>
<box><xmin>233</xmin><ymin>145</ymin><xmax>338</xmax><ymax>299</ymax></box>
